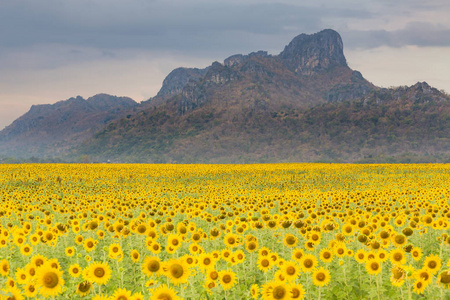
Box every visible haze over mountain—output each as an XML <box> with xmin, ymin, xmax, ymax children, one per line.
<box><xmin>0</xmin><ymin>29</ymin><xmax>448</xmax><ymax>163</ymax></box>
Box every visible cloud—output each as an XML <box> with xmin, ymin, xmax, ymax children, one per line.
<box><xmin>0</xmin><ymin>1</ymin><xmax>372</xmax><ymax>54</ymax></box>
<box><xmin>343</xmin><ymin>22</ymin><xmax>450</xmax><ymax>49</ymax></box>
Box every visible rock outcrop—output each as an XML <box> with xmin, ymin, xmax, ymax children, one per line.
<box><xmin>279</xmin><ymin>29</ymin><xmax>347</xmax><ymax>75</ymax></box>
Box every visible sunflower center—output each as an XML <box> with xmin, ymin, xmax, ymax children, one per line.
<box><xmin>28</xmin><ymin>285</ymin><xmax>35</xmax><ymax>292</ymax></box>
<box><xmin>395</xmin><ymin>235</ymin><xmax>405</xmax><ymax>244</ymax></box>
<box><xmin>286</xmin><ymin>236</ymin><xmax>296</xmax><ymax>245</ymax></box>
<box><xmin>316</xmin><ymin>272</ymin><xmax>325</xmax><ymax>281</ymax></box>
<box><xmin>148</xmin><ymin>260</ymin><xmax>160</xmax><ymax>272</ymax></box>
<box><xmin>417</xmin><ymin>282</ymin><xmax>423</xmax><ymax>288</ymax></box>
<box><xmin>94</xmin><ymin>267</ymin><xmax>105</xmax><ymax>278</ymax></box>
<box><xmin>78</xmin><ymin>281</ymin><xmax>91</xmax><ymax>293</ymax></box>
<box><xmin>171</xmin><ymin>239</ymin><xmax>179</xmax><ymax>246</ymax></box>
<box><xmin>371</xmin><ymin>262</ymin><xmax>379</xmax><ymax>271</ymax></box>
<box><xmin>261</xmin><ymin>259</ymin><xmax>270</xmax><ymax>267</ymax></box>
<box><xmin>393</xmin><ymin>253</ymin><xmax>403</xmax><ymax>261</ymax></box>
<box><xmin>273</xmin><ymin>286</ymin><xmax>286</xmax><ymax>299</ymax></box>
<box><xmin>420</xmin><ymin>272</ymin><xmax>429</xmax><ymax>281</ymax></box>
<box><xmin>287</xmin><ymin>266</ymin><xmax>296</xmax><ymax>275</ymax></box>
<box><xmin>290</xmin><ymin>287</ymin><xmax>300</xmax><ymax>298</ymax></box>
<box><xmin>43</xmin><ymin>271</ymin><xmax>59</xmax><ymax>288</ymax></box>
<box><xmin>428</xmin><ymin>261</ymin><xmax>437</xmax><ymax>269</ymax></box>
<box><xmin>222</xmin><ymin>274</ymin><xmax>232</xmax><ymax>283</ymax></box>
<box><xmin>393</xmin><ymin>268</ymin><xmax>404</xmax><ymax>279</ymax></box>
<box><xmin>210</xmin><ymin>271</ymin><xmax>218</xmax><ymax>280</ymax></box>
<box><xmin>323</xmin><ymin>252</ymin><xmax>331</xmax><ymax>259</ymax></box>
<box><xmin>87</xmin><ymin>242</ymin><xmax>94</xmax><ymax>248</ymax></box>
<box><xmin>204</xmin><ymin>258</ymin><xmax>211</xmax><ymax>265</ymax></box>
<box><xmin>35</xmin><ymin>259</ymin><xmax>44</xmax><ymax>267</ymax></box>
<box><xmin>157</xmin><ymin>292</ymin><xmax>173</xmax><ymax>300</ymax></box>
<box><xmin>440</xmin><ymin>272</ymin><xmax>450</xmax><ymax>284</ymax></box>
<box><xmin>304</xmin><ymin>259</ymin><xmax>313</xmax><ymax>268</ymax></box>
<box><xmin>170</xmin><ymin>264</ymin><xmax>184</xmax><ymax>278</ymax></box>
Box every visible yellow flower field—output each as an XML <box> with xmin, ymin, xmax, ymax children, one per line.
<box><xmin>0</xmin><ymin>163</ymin><xmax>449</xmax><ymax>299</ymax></box>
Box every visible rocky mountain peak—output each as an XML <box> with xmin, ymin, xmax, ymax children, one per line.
<box><xmin>155</xmin><ymin>67</ymin><xmax>209</xmax><ymax>99</ymax></box>
<box><xmin>279</xmin><ymin>29</ymin><xmax>347</xmax><ymax>75</ymax></box>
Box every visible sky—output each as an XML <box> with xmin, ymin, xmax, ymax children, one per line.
<box><xmin>1</xmin><ymin>0</ymin><xmax>450</xmax><ymax>129</ymax></box>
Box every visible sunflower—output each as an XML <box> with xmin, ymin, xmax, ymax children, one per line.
<box><xmin>414</xmin><ymin>268</ymin><xmax>432</xmax><ymax>285</ymax></box>
<box><xmin>132</xmin><ymin>291</ymin><xmax>144</xmax><ymax>300</ymax></box>
<box><xmin>25</xmin><ymin>264</ymin><xmax>36</xmax><ymax>278</ymax></box>
<box><xmin>377</xmin><ymin>249</ymin><xmax>389</xmax><ymax>262</ymax></box>
<box><xmin>437</xmin><ymin>270</ymin><xmax>450</xmax><ymax>288</ymax></box>
<box><xmin>283</xmin><ymin>234</ymin><xmax>298</xmax><ymax>248</ymax></box>
<box><xmin>24</xmin><ymin>282</ymin><xmax>38</xmax><ymax>298</ymax></box>
<box><xmin>65</xmin><ymin>246</ymin><xmax>75</xmax><ymax>257</ymax></box>
<box><xmin>15</xmin><ymin>268</ymin><xmax>28</xmax><ymax>284</ymax></box>
<box><xmin>86</xmin><ymin>262</ymin><xmax>111</xmax><ymax>285</ymax></box>
<box><xmin>342</xmin><ymin>223</ymin><xmax>354</xmax><ymax>236</ymax></box>
<box><xmin>150</xmin><ymin>284</ymin><xmax>181</xmax><ymax>300</ymax></box>
<box><xmin>412</xmin><ymin>279</ymin><xmax>426</xmax><ymax>295</ymax></box>
<box><xmin>69</xmin><ymin>264</ymin><xmax>82</xmax><ymax>278</ymax></box>
<box><xmin>251</xmin><ymin>284</ymin><xmax>259</xmax><ymax>299</ymax></box>
<box><xmin>111</xmin><ymin>287</ymin><xmax>132</xmax><ymax>300</ymax></box>
<box><xmin>83</xmin><ymin>238</ymin><xmax>97</xmax><ymax>252</ymax></box>
<box><xmin>76</xmin><ymin>281</ymin><xmax>92</xmax><ymax>296</ymax></box>
<box><xmin>167</xmin><ymin>233</ymin><xmax>183</xmax><ymax>250</ymax></box>
<box><xmin>291</xmin><ymin>248</ymin><xmax>304</xmax><ymax>262</ymax></box>
<box><xmin>30</xmin><ymin>254</ymin><xmax>47</xmax><ymax>268</ymax></box>
<box><xmin>354</xmin><ymin>249</ymin><xmax>366</xmax><ymax>264</ymax></box>
<box><xmin>20</xmin><ymin>244</ymin><xmax>32</xmax><ymax>256</ymax></box>
<box><xmin>3</xmin><ymin>285</ymin><xmax>23</xmax><ymax>300</ymax></box>
<box><xmin>390</xmin><ymin>266</ymin><xmax>406</xmax><ymax>287</ymax></box>
<box><xmin>108</xmin><ymin>243</ymin><xmax>122</xmax><ymax>259</ymax></box>
<box><xmin>319</xmin><ymin>248</ymin><xmax>333</xmax><ymax>263</ymax></box>
<box><xmin>289</xmin><ymin>283</ymin><xmax>305</xmax><ymax>299</ymax></box>
<box><xmin>390</xmin><ymin>249</ymin><xmax>407</xmax><ymax>266</ymax></box>
<box><xmin>218</xmin><ymin>270</ymin><xmax>237</xmax><ymax>290</ymax></box>
<box><xmin>308</xmin><ymin>232</ymin><xmax>321</xmax><ymax>244</ymax></box>
<box><xmin>149</xmin><ymin>242</ymin><xmax>162</xmax><ymax>254</ymax></box>
<box><xmin>257</xmin><ymin>256</ymin><xmax>273</xmax><ymax>272</ymax></box>
<box><xmin>261</xmin><ymin>280</ymin><xmax>290</xmax><ymax>300</ymax></box>
<box><xmin>334</xmin><ymin>243</ymin><xmax>347</xmax><ymax>258</ymax></box>
<box><xmin>198</xmin><ymin>253</ymin><xmax>216</xmax><ymax>271</ymax></box>
<box><xmin>246</xmin><ymin>240</ymin><xmax>259</xmax><ymax>253</ymax></box>
<box><xmin>206</xmin><ymin>269</ymin><xmax>219</xmax><ymax>281</ymax></box>
<box><xmin>365</xmin><ymin>260</ymin><xmax>382</xmax><ymax>276</ymax></box>
<box><xmin>411</xmin><ymin>247</ymin><xmax>423</xmax><ymax>261</ymax></box>
<box><xmin>282</xmin><ymin>261</ymin><xmax>300</xmax><ymax>281</ymax></box>
<box><xmin>163</xmin><ymin>259</ymin><xmax>190</xmax><ymax>285</ymax></box>
<box><xmin>142</xmin><ymin>256</ymin><xmax>161</xmax><ymax>277</ymax></box>
<box><xmin>35</xmin><ymin>263</ymin><xmax>65</xmax><ymax>297</ymax></box>
<box><xmin>312</xmin><ymin>267</ymin><xmax>331</xmax><ymax>287</ymax></box>
<box><xmin>392</xmin><ymin>234</ymin><xmax>407</xmax><ymax>248</ymax></box>
<box><xmin>0</xmin><ymin>259</ymin><xmax>9</xmax><ymax>276</ymax></box>
<box><xmin>223</xmin><ymin>233</ymin><xmax>240</xmax><ymax>248</ymax></box>
<box><xmin>300</xmin><ymin>254</ymin><xmax>317</xmax><ymax>273</ymax></box>
<box><xmin>130</xmin><ymin>249</ymin><xmax>140</xmax><ymax>263</ymax></box>
<box><xmin>423</xmin><ymin>254</ymin><xmax>441</xmax><ymax>274</ymax></box>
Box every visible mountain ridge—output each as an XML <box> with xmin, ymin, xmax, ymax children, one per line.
<box><xmin>0</xmin><ymin>29</ymin><xmax>449</xmax><ymax>162</ymax></box>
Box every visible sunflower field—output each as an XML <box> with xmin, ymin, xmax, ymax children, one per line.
<box><xmin>0</xmin><ymin>163</ymin><xmax>449</xmax><ymax>299</ymax></box>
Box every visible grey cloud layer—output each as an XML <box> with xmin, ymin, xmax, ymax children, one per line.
<box><xmin>1</xmin><ymin>1</ymin><xmax>370</xmax><ymax>52</ymax></box>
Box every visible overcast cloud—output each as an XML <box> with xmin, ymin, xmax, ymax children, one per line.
<box><xmin>1</xmin><ymin>0</ymin><xmax>450</xmax><ymax>129</ymax></box>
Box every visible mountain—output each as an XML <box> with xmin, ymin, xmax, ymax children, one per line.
<box><xmin>0</xmin><ymin>94</ymin><xmax>137</xmax><ymax>158</ymax></box>
<box><xmin>75</xmin><ymin>30</ymin><xmax>448</xmax><ymax>163</ymax></box>
<box><xmin>1</xmin><ymin>29</ymin><xmax>449</xmax><ymax>163</ymax></box>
